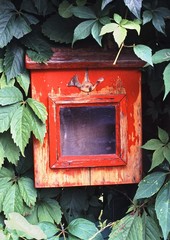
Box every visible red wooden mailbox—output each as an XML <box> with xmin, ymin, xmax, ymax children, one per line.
<box><xmin>26</xmin><ymin>47</ymin><xmax>143</xmax><ymax>188</ymax></box>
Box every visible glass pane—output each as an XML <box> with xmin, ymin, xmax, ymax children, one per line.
<box><xmin>60</xmin><ymin>106</ymin><xmax>116</xmax><ymax>156</ymax></box>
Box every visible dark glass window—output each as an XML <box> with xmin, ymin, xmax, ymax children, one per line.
<box><xmin>60</xmin><ymin>106</ymin><xmax>116</xmax><ymax>156</ymax></box>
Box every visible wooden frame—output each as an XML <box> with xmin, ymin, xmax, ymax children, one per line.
<box><xmin>48</xmin><ymin>94</ymin><xmax>127</xmax><ymax>168</ymax></box>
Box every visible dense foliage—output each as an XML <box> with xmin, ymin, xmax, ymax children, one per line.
<box><xmin>0</xmin><ymin>0</ymin><xmax>170</xmax><ymax>239</ymax></box>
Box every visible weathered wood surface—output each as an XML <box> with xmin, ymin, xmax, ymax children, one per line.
<box><xmin>27</xmin><ymin>47</ymin><xmax>143</xmax><ymax>187</ymax></box>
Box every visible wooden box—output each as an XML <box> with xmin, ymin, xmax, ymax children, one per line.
<box><xmin>26</xmin><ymin>47</ymin><xmax>143</xmax><ymax>188</ymax></box>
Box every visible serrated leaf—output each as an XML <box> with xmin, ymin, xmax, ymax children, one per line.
<box><xmin>43</xmin><ymin>199</ymin><xmax>62</xmax><ymax>224</ymax></box>
<box><xmin>59</xmin><ymin>0</ymin><xmax>73</xmax><ymax>18</ymax></box>
<box><xmin>134</xmin><ymin>172</ymin><xmax>166</xmax><ymax>199</ymax></box>
<box><xmin>142</xmin><ymin>10</ymin><xmax>153</xmax><ymax>25</ymax></box>
<box><xmin>109</xmin><ymin>213</ymin><xmax>143</xmax><ymax>240</ymax></box>
<box><xmin>121</xmin><ymin>20</ymin><xmax>141</xmax><ymax>35</ymax></box>
<box><xmin>3</xmin><ymin>184</ymin><xmax>24</xmax><ymax>216</ymax></box>
<box><xmin>5</xmin><ymin>212</ymin><xmax>46</xmax><ymax>240</ymax></box>
<box><xmin>0</xmin><ymin>131</ymin><xmax>20</xmax><ymax>165</ymax></box>
<box><xmin>0</xmin><ymin>178</ymin><xmax>13</xmax><ymax>212</ymax></box>
<box><xmin>91</xmin><ymin>21</ymin><xmax>102</xmax><ymax>46</ymax></box>
<box><xmin>72</xmin><ymin>20</ymin><xmax>96</xmax><ymax>45</ymax></box>
<box><xmin>114</xmin><ymin>13</ymin><xmax>122</xmax><ymax>24</ymax></box>
<box><xmin>12</xmin><ymin>15</ymin><xmax>31</xmax><ymax>39</ymax></box>
<box><xmin>152</xmin><ymin>49</ymin><xmax>170</xmax><ymax>64</ymax></box>
<box><xmin>142</xmin><ymin>212</ymin><xmax>162</xmax><ymax>240</ymax></box>
<box><xmin>28</xmin><ymin>107</ymin><xmax>46</xmax><ymax>142</ymax></box>
<box><xmin>0</xmin><ymin>1</ymin><xmax>15</xmax><ymax>48</ymax></box>
<box><xmin>18</xmin><ymin>177</ymin><xmax>37</xmax><ymax>207</ymax></box>
<box><xmin>0</xmin><ymin>72</ymin><xmax>15</xmax><ymax>88</ymax></box>
<box><xmin>0</xmin><ymin>142</ymin><xmax>5</xmax><ymax>168</ymax></box>
<box><xmin>158</xmin><ymin>127</ymin><xmax>169</xmax><ymax>144</ymax></box>
<box><xmin>150</xmin><ymin>147</ymin><xmax>165</xmax><ymax>171</ymax></box>
<box><xmin>152</xmin><ymin>13</ymin><xmax>166</xmax><ymax>34</ymax></box>
<box><xmin>0</xmin><ymin>103</ymin><xmax>19</xmax><ymax>132</ymax></box>
<box><xmin>72</xmin><ymin>6</ymin><xmax>96</xmax><ymax>19</ymax></box>
<box><xmin>4</xmin><ymin>44</ymin><xmax>24</xmax><ymax>81</ymax></box>
<box><xmin>133</xmin><ymin>44</ymin><xmax>153</xmax><ymax>66</ymax></box>
<box><xmin>10</xmin><ymin>105</ymin><xmax>32</xmax><ymax>156</ymax></box>
<box><xmin>38</xmin><ymin>204</ymin><xmax>54</xmax><ymax>223</ymax></box>
<box><xmin>0</xmin><ymin>166</ymin><xmax>15</xmax><ymax>180</ymax></box>
<box><xmin>60</xmin><ymin>188</ymin><xmax>88</xmax><ymax>223</ymax></box>
<box><xmin>100</xmin><ymin>23</ymin><xmax>118</xmax><ymax>35</ymax></box>
<box><xmin>68</xmin><ymin>218</ymin><xmax>103</xmax><ymax>240</ymax></box>
<box><xmin>16</xmin><ymin>71</ymin><xmax>30</xmax><ymax>96</ymax></box>
<box><xmin>142</xmin><ymin>139</ymin><xmax>164</xmax><ymax>150</ymax></box>
<box><xmin>42</xmin><ymin>14</ymin><xmax>75</xmax><ymax>44</ymax></box>
<box><xmin>163</xmin><ymin>63</ymin><xmax>170</xmax><ymax>99</ymax></box>
<box><xmin>0</xmin><ymin>86</ymin><xmax>23</xmax><ymax>106</ymax></box>
<box><xmin>124</xmin><ymin>0</ymin><xmax>142</xmax><ymax>18</ymax></box>
<box><xmin>26</xmin><ymin>98</ymin><xmax>47</xmax><ymax>123</ymax></box>
<box><xmin>38</xmin><ymin>222</ymin><xmax>59</xmax><ymax>238</ymax></box>
<box><xmin>113</xmin><ymin>25</ymin><xmax>127</xmax><ymax>47</ymax></box>
<box><xmin>22</xmin><ymin>31</ymin><xmax>53</xmax><ymax>63</ymax></box>
<box><xmin>163</xmin><ymin>145</ymin><xmax>170</xmax><ymax>164</ymax></box>
<box><xmin>155</xmin><ymin>181</ymin><xmax>170</xmax><ymax>240</ymax></box>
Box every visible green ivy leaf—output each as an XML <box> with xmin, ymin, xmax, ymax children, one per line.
<box><xmin>109</xmin><ymin>213</ymin><xmax>143</xmax><ymax>240</ymax></box>
<box><xmin>0</xmin><ymin>73</ymin><xmax>15</xmax><ymax>88</ymax></box>
<box><xmin>42</xmin><ymin>14</ymin><xmax>75</xmax><ymax>44</ymax></box>
<box><xmin>113</xmin><ymin>25</ymin><xmax>127</xmax><ymax>47</ymax></box>
<box><xmin>121</xmin><ymin>20</ymin><xmax>141</xmax><ymax>35</ymax></box>
<box><xmin>142</xmin><ymin>212</ymin><xmax>162</xmax><ymax>239</ymax></box>
<box><xmin>134</xmin><ymin>172</ymin><xmax>167</xmax><ymax>200</ymax></box>
<box><xmin>155</xmin><ymin>181</ymin><xmax>170</xmax><ymax>240</ymax></box>
<box><xmin>163</xmin><ymin>63</ymin><xmax>170</xmax><ymax>100</ymax></box>
<box><xmin>10</xmin><ymin>105</ymin><xmax>32</xmax><ymax>156</ymax></box>
<box><xmin>142</xmin><ymin>10</ymin><xmax>153</xmax><ymax>25</ymax></box>
<box><xmin>3</xmin><ymin>184</ymin><xmax>24</xmax><ymax>216</ymax></box>
<box><xmin>123</xmin><ymin>0</ymin><xmax>142</xmax><ymax>18</ymax></box>
<box><xmin>68</xmin><ymin>218</ymin><xmax>103</xmax><ymax>240</ymax></box>
<box><xmin>43</xmin><ymin>199</ymin><xmax>62</xmax><ymax>224</ymax></box>
<box><xmin>152</xmin><ymin>49</ymin><xmax>170</xmax><ymax>64</ymax></box>
<box><xmin>163</xmin><ymin>146</ymin><xmax>170</xmax><ymax>164</ymax></box>
<box><xmin>0</xmin><ymin>166</ymin><xmax>15</xmax><ymax>180</ymax></box>
<box><xmin>150</xmin><ymin>147</ymin><xmax>165</xmax><ymax>171</ymax></box>
<box><xmin>0</xmin><ymin>1</ymin><xmax>15</xmax><ymax>48</ymax></box>
<box><xmin>26</xmin><ymin>98</ymin><xmax>47</xmax><ymax>123</ymax></box>
<box><xmin>5</xmin><ymin>212</ymin><xmax>46</xmax><ymax>240</ymax></box>
<box><xmin>59</xmin><ymin>0</ymin><xmax>73</xmax><ymax>18</ymax></box>
<box><xmin>0</xmin><ymin>177</ymin><xmax>13</xmax><ymax>212</ymax></box>
<box><xmin>38</xmin><ymin>222</ymin><xmax>59</xmax><ymax>239</ymax></box>
<box><xmin>16</xmin><ymin>71</ymin><xmax>30</xmax><ymax>96</ymax></box>
<box><xmin>0</xmin><ymin>103</ymin><xmax>19</xmax><ymax>132</ymax></box>
<box><xmin>0</xmin><ymin>143</ymin><xmax>5</xmax><ymax>168</ymax></box>
<box><xmin>12</xmin><ymin>15</ymin><xmax>32</xmax><ymax>39</ymax></box>
<box><xmin>100</xmin><ymin>23</ymin><xmax>118</xmax><ymax>35</ymax></box>
<box><xmin>72</xmin><ymin>6</ymin><xmax>96</xmax><ymax>19</ymax></box>
<box><xmin>72</xmin><ymin>20</ymin><xmax>96</xmax><ymax>45</ymax></box>
<box><xmin>0</xmin><ymin>86</ymin><xmax>23</xmax><ymax>106</ymax></box>
<box><xmin>4</xmin><ymin>44</ymin><xmax>24</xmax><ymax>81</ymax></box>
<box><xmin>28</xmin><ymin>107</ymin><xmax>46</xmax><ymax>143</ymax></box>
<box><xmin>133</xmin><ymin>44</ymin><xmax>153</xmax><ymax>66</ymax></box>
<box><xmin>91</xmin><ymin>21</ymin><xmax>103</xmax><ymax>46</ymax></box>
<box><xmin>142</xmin><ymin>139</ymin><xmax>164</xmax><ymax>150</ymax></box>
<box><xmin>22</xmin><ymin>31</ymin><xmax>53</xmax><ymax>63</ymax></box>
<box><xmin>18</xmin><ymin>177</ymin><xmax>37</xmax><ymax>208</ymax></box>
<box><xmin>114</xmin><ymin>13</ymin><xmax>122</xmax><ymax>24</ymax></box>
<box><xmin>60</xmin><ymin>188</ymin><xmax>88</xmax><ymax>223</ymax></box>
<box><xmin>0</xmin><ymin>131</ymin><xmax>20</xmax><ymax>165</ymax></box>
<box><xmin>158</xmin><ymin>127</ymin><xmax>169</xmax><ymax>144</ymax></box>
